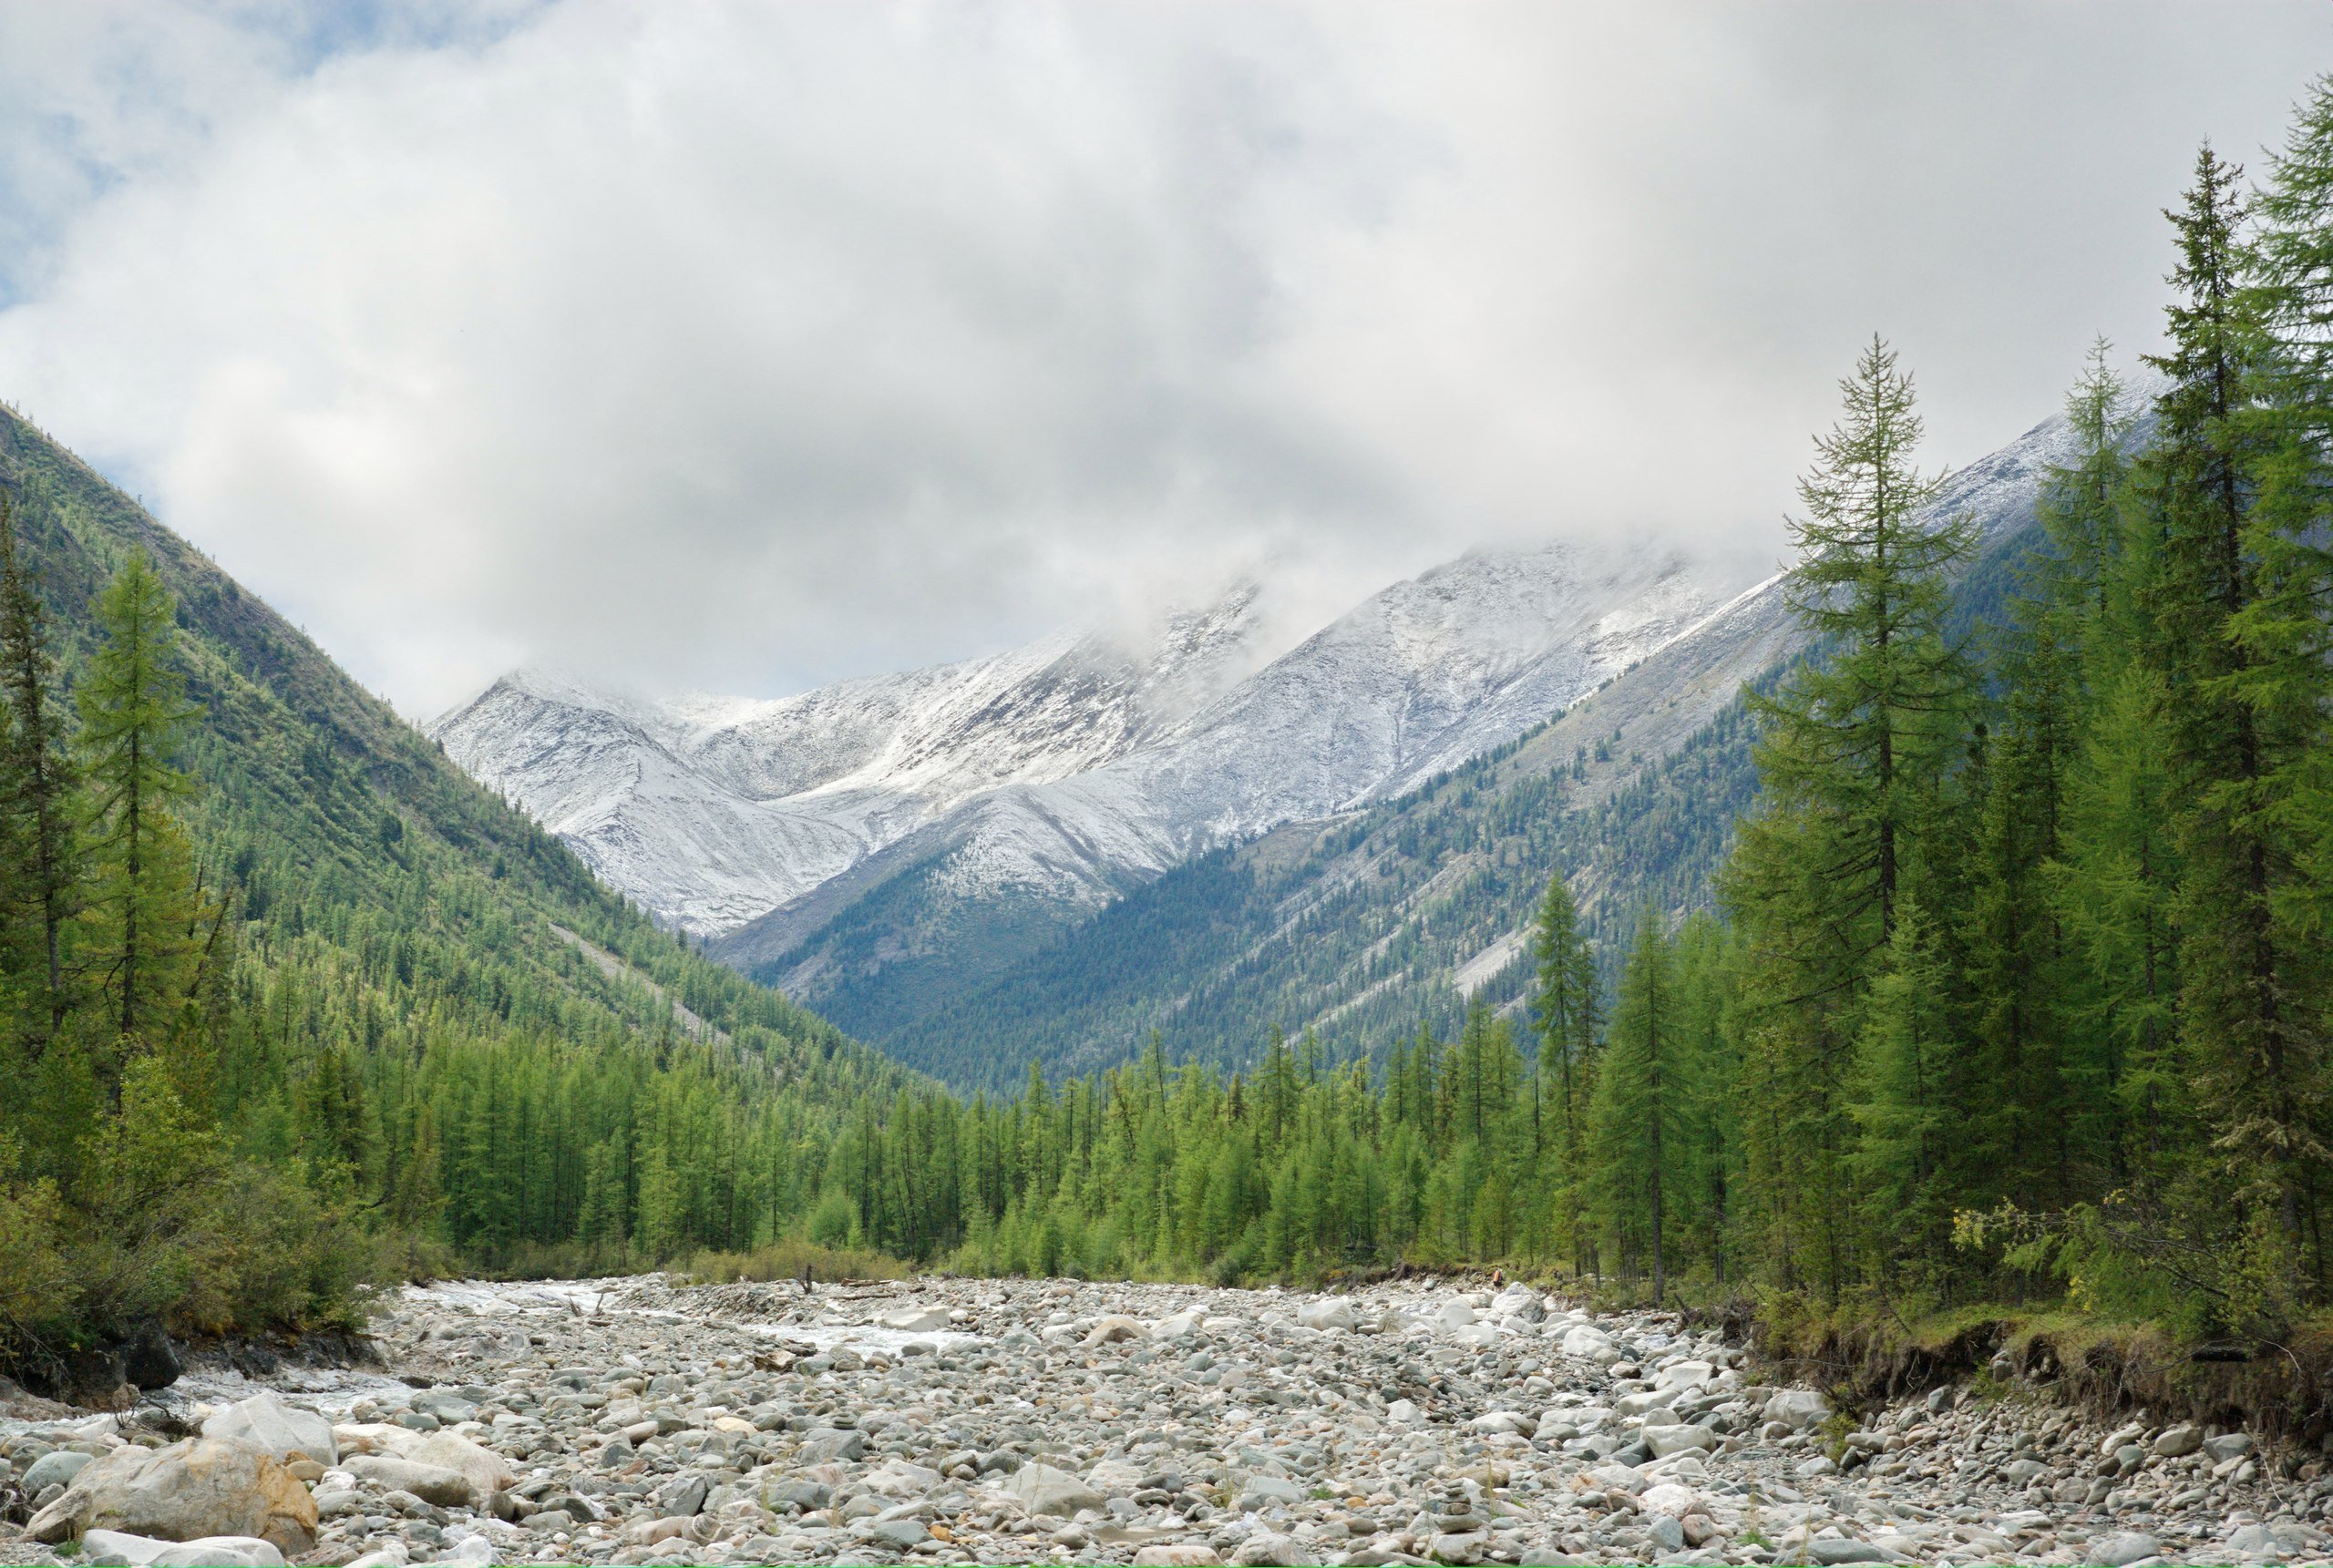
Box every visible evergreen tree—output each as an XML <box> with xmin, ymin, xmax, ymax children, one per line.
<box><xmin>77</xmin><ymin>550</ymin><xmax>206</xmax><ymax>1050</ymax></box>
<box><xmin>0</xmin><ymin>493</ymin><xmax>77</xmax><ymax>1042</ymax></box>
<box><xmin>2140</xmin><ymin>145</ymin><xmax>2324</xmax><ymax>1272</ymax></box>
<box><xmin>1588</xmin><ymin>914</ymin><xmax>1686</xmax><ymax>1302</ymax></box>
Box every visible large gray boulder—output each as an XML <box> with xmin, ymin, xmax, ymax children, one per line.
<box><xmin>1640</xmin><ymin>1421</ymin><xmax>1720</xmax><ymax>1458</ymax></box>
<box><xmin>400</xmin><ymin>1431</ymin><xmax>515</xmax><ymax>1505</ymax></box>
<box><xmin>26</xmin><ymin>1438</ymin><xmax>318</xmax><ymax>1555</ymax></box>
<box><xmin>1297</xmin><ymin>1298</ymin><xmax>1356</xmax><ymax>1332</ymax></box>
<box><xmin>341</xmin><ymin>1456</ymin><xmax>473</xmax><ymax>1509</ymax></box>
<box><xmin>83</xmin><ymin>1531</ymin><xmax>286</xmax><ymax>1568</ymax></box>
<box><xmin>1764</xmin><ymin>1389</ymin><xmax>1830</xmax><ymax>1430</ymax></box>
<box><xmin>1006</xmin><ymin>1460</ymin><xmax>1104</xmax><ymax>1518</ymax></box>
<box><xmin>23</xmin><ymin>1450</ymin><xmax>96</xmax><ymax>1495</ymax></box>
<box><xmin>200</xmin><ymin>1394</ymin><xmax>337</xmax><ymax>1465</ymax></box>
<box><xmin>2090</xmin><ymin>1532</ymin><xmax>2163</xmax><ymax>1567</ymax></box>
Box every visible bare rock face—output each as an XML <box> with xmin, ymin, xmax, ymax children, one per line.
<box><xmin>26</xmin><ymin>1438</ymin><xmax>318</xmax><ymax>1555</ymax></box>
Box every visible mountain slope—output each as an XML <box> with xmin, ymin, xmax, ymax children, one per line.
<box><xmin>437</xmin><ymin>541</ymin><xmax>1753</xmax><ymax>1023</ymax></box>
<box><xmin>0</xmin><ymin>401</ymin><xmax>910</xmax><ymax>1228</ymax></box>
<box><xmin>881</xmin><ymin>409</ymin><xmax>2082</xmax><ymax>1089</ymax></box>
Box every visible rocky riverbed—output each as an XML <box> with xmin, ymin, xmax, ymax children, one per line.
<box><xmin>4</xmin><ymin>1274</ymin><xmax>2331</xmax><ymax>1566</ymax></box>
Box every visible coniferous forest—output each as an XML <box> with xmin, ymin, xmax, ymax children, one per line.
<box><xmin>5</xmin><ymin>77</ymin><xmax>2333</xmax><ymax>1390</ymax></box>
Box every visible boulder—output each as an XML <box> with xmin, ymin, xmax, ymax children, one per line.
<box><xmin>121</xmin><ymin>1322</ymin><xmax>182</xmax><ymax>1392</ymax></box>
<box><xmin>1133</xmin><ymin>1547</ymin><xmax>1222</xmax><ymax>1566</ymax></box>
<box><xmin>1560</xmin><ymin>1325</ymin><xmax>1618</xmax><ymax>1361</ymax></box>
<box><xmin>1150</xmin><ymin>1309</ymin><xmax>1202</xmax><ymax>1341</ymax></box>
<box><xmin>201</xmin><ymin>1394</ymin><xmax>337</xmax><ymax>1466</ymax></box>
<box><xmin>1235</xmin><ymin>1473</ymin><xmax>1307</xmax><ymax>1510</ymax></box>
<box><xmin>1297</xmin><ymin>1298</ymin><xmax>1356</xmax><ymax>1332</ymax></box>
<box><xmin>2204</xmin><ymin>1432</ymin><xmax>2255</xmax><ymax>1462</ymax></box>
<box><xmin>1654</xmin><ymin>1359</ymin><xmax>1714</xmax><ymax>1391</ymax></box>
<box><xmin>2153</xmin><ymin>1423</ymin><xmax>2204</xmax><ymax>1458</ymax></box>
<box><xmin>1231</xmin><ymin>1532</ymin><xmax>1304</xmax><ymax>1566</ymax></box>
<box><xmin>342</xmin><ymin>1457</ymin><xmax>473</xmax><ymax>1510</ymax></box>
<box><xmin>1764</xmin><ymin>1389</ymin><xmax>1829</xmax><ymax>1430</ymax></box>
<box><xmin>877</xmin><ymin>1307</ymin><xmax>952</xmax><ymax>1334</ymax></box>
<box><xmin>1468</xmin><ymin>1410</ymin><xmax>1536</xmax><ymax>1437</ymax></box>
<box><xmin>797</xmin><ymin>1427</ymin><xmax>867</xmax><ymax>1463</ymax></box>
<box><xmin>1007</xmin><ymin>1460</ymin><xmax>1104</xmax><ymax>1518</ymax></box>
<box><xmin>1639</xmin><ymin>1481</ymin><xmax>1700</xmax><ymax>1517</ymax></box>
<box><xmin>23</xmin><ymin>1450</ymin><xmax>96</xmax><ymax>1495</ymax></box>
<box><xmin>1641</xmin><ymin>1422</ymin><xmax>1720</xmax><ymax>1458</ymax></box>
<box><xmin>399</xmin><ymin>1432</ymin><xmax>514</xmax><ymax>1504</ymax></box>
<box><xmin>1808</xmin><ymin>1539</ymin><xmax>1890</xmax><ymax>1565</ymax></box>
<box><xmin>1437</xmin><ymin>1302</ymin><xmax>1477</xmax><ymax>1329</ymax></box>
<box><xmin>1082</xmin><ymin>1315</ymin><xmax>1147</xmax><ymax>1348</ymax></box>
<box><xmin>2091</xmin><ymin>1532</ymin><xmax>2163</xmax><ymax>1567</ymax></box>
<box><xmin>26</xmin><ymin>1439</ymin><xmax>318</xmax><ymax>1555</ymax></box>
<box><xmin>84</xmin><ymin>1531</ymin><xmax>287</xmax><ymax>1568</ymax></box>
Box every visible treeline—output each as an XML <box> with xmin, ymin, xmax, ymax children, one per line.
<box><xmin>0</xmin><ymin>426</ymin><xmax>915</xmax><ymax>1378</ymax></box>
<box><xmin>805</xmin><ymin>89</ymin><xmax>2333</xmax><ymax>1341</ymax></box>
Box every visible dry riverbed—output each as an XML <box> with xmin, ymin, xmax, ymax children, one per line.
<box><xmin>4</xmin><ymin>1274</ymin><xmax>2330</xmax><ymax>1566</ymax></box>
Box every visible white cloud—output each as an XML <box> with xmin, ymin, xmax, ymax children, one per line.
<box><xmin>0</xmin><ymin>1</ymin><xmax>2322</xmax><ymax>715</ymax></box>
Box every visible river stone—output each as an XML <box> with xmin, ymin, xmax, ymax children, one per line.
<box><xmin>2091</xmin><ymin>1532</ymin><xmax>2163</xmax><ymax>1566</ymax></box>
<box><xmin>1297</xmin><ymin>1298</ymin><xmax>1356</xmax><ymax>1332</ymax></box>
<box><xmin>1765</xmin><ymin>1389</ymin><xmax>1829</xmax><ymax>1430</ymax></box>
<box><xmin>84</xmin><ymin>1532</ymin><xmax>289</xmax><ymax>1568</ymax></box>
<box><xmin>23</xmin><ymin>1450</ymin><xmax>96</xmax><ymax>1495</ymax></box>
<box><xmin>1084</xmin><ymin>1315</ymin><xmax>1147</xmax><ymax>1347</ymax></box>
<box><xmin>2153</xmin><ymin>1424</ymin><xmax>2204</xmax><ymax>1458</ymax></box>
<box><xmin>1641</xmin><ymin>1422</ymin><xmax>1720</xmax><ymax>1457</ymax></box>
<box><xmin>1133</xmin><ymin>1547</ymin><xmax>1222</xmax><ymax>1566</ymax></box>
<box><xmin>1809</xmin><ymin>1539</ymin><xmax>1892</xmax><ymax>1564</ymax></box>
<box><xmin>399</xmin><ymin>1431</ymin><xmax>514</xmax><ymax>1505</ymax></box>
<box><xmin>201</xmin><ymin>1393</ymin><xmax>337</xmax><ymax>1465</ymax></box>
<box><xmin>2205</xmin><ymin>1432</ymin><xmax>2255</xmax><ymax>1462</ymax></box>
<box><xmin>1009</xmin><ymin>1460</ymin><xmax>1105</xmax><ymax>1517</ymax></box>
<box><xmin>342</xmin><ymin>1456</ymin><xmax>472</xmax><ymax>1509</ymax></box>
<box><xmin>1236</xmin><ymin>1473</ymin><xmax>1307</xmax><ymax>1510</ymax></box>
<box><xmin>26</xmin><ymin>1438</ymin><xmax>318</xmax><ymax>1555</ymax></box>
<box><xmin>1647</xmin><ymin>1514</ymin><xmax>1687</xmax><ymax>1554</ymax></box>
<box><xmin>797</xmin><ymin>1426</ymin><xmax>867</xmax><ymax>1463</ymax></box>
<box><xmin>877</xmin><ymin>1307</ymin><xmax>951</xmax><ymax>1333</ymax></box>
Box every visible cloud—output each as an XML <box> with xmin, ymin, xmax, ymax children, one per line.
<box><xmin>0</xmin><ymin>1</ymin><xmax>2322</xmax><ymax>715</ymax></box>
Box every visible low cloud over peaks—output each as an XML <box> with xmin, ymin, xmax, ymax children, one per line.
<box><xmin>0</xmin><ymin>2</ymin><xmax>2321</xmax><ymax>715</ymax></box>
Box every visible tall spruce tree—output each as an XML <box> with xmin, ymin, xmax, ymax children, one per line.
<box><xmin>0</xmin><ymin>493</ymin><xmax>77</xmax><ymax>1042</ymax></box>
<box><xmin>1588</xmin><ymin>914</ymin><xmax>1685</xmax><ymax>1302</ymax></box>
<box><xmin>1724</xmin><ymin>336</ymin><xmax>1974</xmax><ymax>1300</ymax></box>
<box><xmin>2138</xmin><ymin>145</ymin><xmax>2324</xmax><ymax>1278</ymax></box>
<box><xmin>77</xmin><ymin>549</ymin><xmax>206</xmax><ymax>1050</ymax></box>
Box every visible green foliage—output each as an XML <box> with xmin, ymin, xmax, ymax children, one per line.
<box><xmin>0</xmin><ymin>402</ymin><xmax>916</xmax><ymax>1378</ymax></box>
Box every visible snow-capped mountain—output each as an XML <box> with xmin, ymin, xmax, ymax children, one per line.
<box><xmin>430</xmin><ymin>539</ymin><xmax>1752</xmax><ymax>955</ymax></box>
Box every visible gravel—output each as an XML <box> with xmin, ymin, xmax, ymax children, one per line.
<box><xmin>4</xmin><ymin>1274</ymin><xmax>2331</xmax><ymax>1565</ymax></box>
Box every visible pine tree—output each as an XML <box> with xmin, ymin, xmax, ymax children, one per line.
<box><xmin>1588</xmin><ymin>914</ymin><xmax>1685</xmax><ymax>1302</ymax></box>
<box><xmin>0</xmin><ymin>493</ymin><xmax>77</xmax><ymax>1042</ymax></box>
<box><xmin>2139</xmin><ymin>145</ymin><xmax>2324</xmax><ymax>1270</ymax></box>
<box><xmin>1724</xmin><ymin>336</ymin><xmax>1974</xmax><ymax>1300</ymax></box>
<box><xmin>1847</xmin><ymin>896</ymin><xmax>1957</xmax><ymax>1286</ymax></box>
<box><xmin>77</xmin><ymin>550</ymin><xmax>207</xmax><ymax>1051</ymax></box>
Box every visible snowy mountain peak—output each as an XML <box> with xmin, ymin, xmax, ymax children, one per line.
<box><xmin>430</xmin><ymin>538</ymin><xmax>1754</xmax><ymax>941</ymax></box>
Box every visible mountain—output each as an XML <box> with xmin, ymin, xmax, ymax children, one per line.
<box><xmin>434</xmin><ymin>540</ymin><xmax>1753</xmax><ymax>1022</ymax></box>
<box><xmin>0</xmin><ymin>399</ymin><xmax>910</xmax><ymax>1255</ymax></box>
<box><xmin>855</xmin><ymin>407</ymin><xmax>2088</xmax><ymax>1090</ymax></box>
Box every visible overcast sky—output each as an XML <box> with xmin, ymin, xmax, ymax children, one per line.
<box><xmin>0</xmin><ymin>2</ymin><xmax>2323</xmax><ymax>717</ymax></box>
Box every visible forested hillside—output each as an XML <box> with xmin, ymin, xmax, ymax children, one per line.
<box><xmin>796</xmin><ymin>91</ymin><xmax>2333</xmax><ymax>1352</ymax></box>
<box><xmin>0</xmin><ymin>406</ymin><xmax>914</xmax><ymax>1383</ymax></box>
<box><xmin>878</xmin><ymin>415</ymin><xmax>2062</xmax><ymax>1093</ymax></box>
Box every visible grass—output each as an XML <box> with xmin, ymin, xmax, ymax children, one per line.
<box><xmin>675</xmin><ymin>1237</ymin><xmax>914</xmax><ymax>1286</ymax></box>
